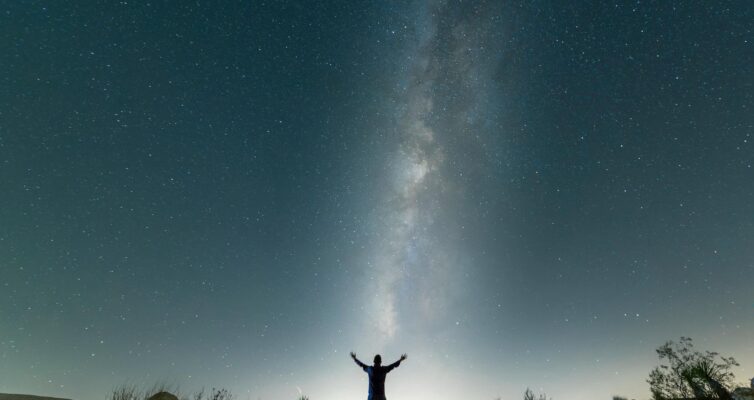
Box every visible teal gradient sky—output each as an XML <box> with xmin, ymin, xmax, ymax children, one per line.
<box><xmin>1</xmin><ymin>1</ymin><xmax>753</xmax><ymax>400</ymax></box>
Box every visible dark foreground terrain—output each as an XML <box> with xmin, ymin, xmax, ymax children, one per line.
<box><xmin>0</xmin><ymin>394</ymin><xmax>71</xmax><ymax>400</ymax></box>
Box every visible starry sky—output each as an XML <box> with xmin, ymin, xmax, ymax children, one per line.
<box><xmin>1</xmin><ymin>1</ymin><xmax>753</xmax><ymax>400</ymax></box>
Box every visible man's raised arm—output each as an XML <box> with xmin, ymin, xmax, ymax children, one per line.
<box><xmin>386</xmin><ymin>353</ymin><xmax>407</xmax><ymax>371</ymax></box>
<box><xmin>350</xmin><ymin>352</ymin><xmax>367</xmax><ymax>369</ymax></box>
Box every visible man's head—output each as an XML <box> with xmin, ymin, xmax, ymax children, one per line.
<box><xmin>374</xmin><ymin>354</ymin><xmax>382</xmax><ymax>366</ymax></box>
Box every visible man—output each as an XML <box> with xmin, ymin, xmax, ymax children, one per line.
<box><xmin>350</xmin><ymin>351</ymin><xmax>407</xmax><ymax>400</ymax></box>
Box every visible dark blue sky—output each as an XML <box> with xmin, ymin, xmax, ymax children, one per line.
<box><xmin>1</xmin><ymin>1</ymin><xmax>752</xmax><ymax>399</ymax></box>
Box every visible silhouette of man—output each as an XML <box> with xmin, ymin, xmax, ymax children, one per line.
<box><xmin>351</xmin><ymin>351</ymin><xmax>407</xmax><ymax>400</ymax></box>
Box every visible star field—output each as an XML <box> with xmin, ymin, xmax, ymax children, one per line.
<box><xmin>1</xmin><ymin>1</ymin><xmax>753</xmax><ymax>400</ymax></box>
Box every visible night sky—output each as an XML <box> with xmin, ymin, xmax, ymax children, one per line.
<box><xmin>1</xmin><ymin>1</ymin><xmax>753</xmax><ymax>400</ymax></box>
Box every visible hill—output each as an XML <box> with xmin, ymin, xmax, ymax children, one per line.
<box><xmin>0</xmin><ymin>394</ymin><xmax>71</xmax><ymax>400</ymax></box>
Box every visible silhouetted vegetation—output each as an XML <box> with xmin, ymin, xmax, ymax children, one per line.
<box><xmin>647</xmin><ymin>337</ymin><xmax>739</xmax><ymax>400</ymax></box>
<box><xmin>109</xmin><ymin>384</ymin><xmax>233</xmax><ymax>400</ymax></box>
<box><xmin>194</xmin><ymin>388</ymin><xmax>233</xmax><ymax>400</ymax></box>
<box><xmin>109</xmin><ymin>383</ymin><xmax>176</xmax><ymax>400</ymax></box>
<box><xmin>523</xmin><ymin>388</ymin><xmax>550</xmax><ymax>400</ymax></box>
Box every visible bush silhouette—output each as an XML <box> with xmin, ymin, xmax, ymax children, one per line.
<box><xmin>647</xmin><ymin>336</ymin><xmax>738</xmax><ymax>400</ymax></box>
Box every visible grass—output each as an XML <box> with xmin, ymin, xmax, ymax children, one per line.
<box><xmin>108</xmin><ymin>384</ymin><xmax>233</xmax><ymax>400</ymax></box>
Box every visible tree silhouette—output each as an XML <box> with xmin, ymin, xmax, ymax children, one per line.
<box><xmin>647</xmin><ymin>337</ymin><xmax>738</xmax><ymax>400</ymax></box>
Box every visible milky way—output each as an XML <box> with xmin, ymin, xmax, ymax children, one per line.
<box><xmin>367</xmin><ymin>5</ymin><xmax>445</xmax><ymax>340</ymax></box>
<box><xmin>365</xmin><ymin>0</ymin><xmax>500</xmax><ymax>342</ymax></box>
